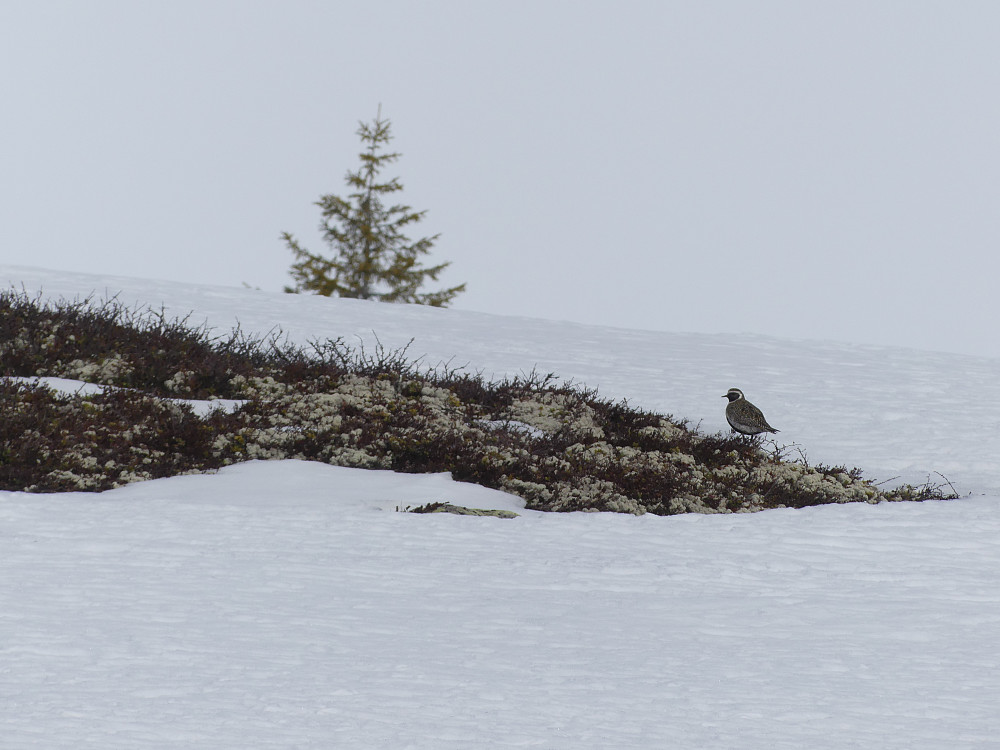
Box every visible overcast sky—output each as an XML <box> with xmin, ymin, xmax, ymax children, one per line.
<box><xmin>2</xmin><ymin>1</ymin><xmax>999</xmax><ymax>357</ymax></box>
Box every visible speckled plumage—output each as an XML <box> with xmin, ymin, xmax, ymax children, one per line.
<box><xmin>723</xmin><ymin>388</ymin><xmax>779</xmax><ymax>436</ymax></box>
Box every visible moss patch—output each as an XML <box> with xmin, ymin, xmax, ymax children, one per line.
<box><xmin>1</xmin><ymin>290</ymin><xmax>958</xmax><ymax>512</ymax></box>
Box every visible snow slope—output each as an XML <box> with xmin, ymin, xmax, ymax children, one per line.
<box><xmin>2</xmin><ymin>265</ymin><xmax>999</xmax><ymax>749</ymax></box>
<box><xmin>6</xmin><ymin>264</ymin><xmax>999</xmax><ymax>494</ymax></box>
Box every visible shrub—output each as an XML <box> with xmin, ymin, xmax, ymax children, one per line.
<box><xmin>0</xmin><ymin>289</ymin><xmax>958</xmax><ymax>511</ymax></box>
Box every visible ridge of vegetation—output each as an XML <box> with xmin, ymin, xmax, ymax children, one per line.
<box><xmin>1</xmin><ymin>290</ymin><xmax>957</xmax><ymax>512</ymax></box>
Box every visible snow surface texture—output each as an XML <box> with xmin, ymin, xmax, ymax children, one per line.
<box><xmin>2</xmin><ymin>265</ymin><xmax>1000</xmax><ymax>748</ymax></box>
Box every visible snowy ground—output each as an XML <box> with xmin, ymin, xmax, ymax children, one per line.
<box><xmin>3</xmin><ymin>265</ymin><xmax>1000</xmax><ymax>749</ymax></box>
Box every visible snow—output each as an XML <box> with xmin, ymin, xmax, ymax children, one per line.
<box><xmin>2</xmin><ymin>264</ymin><xmax>1000</xmax><ymax>748</ymax></box>
<box><xmin>9</xmin><ymin>376</ymin><xmax>246</xmax><ymax>417</ymax></box>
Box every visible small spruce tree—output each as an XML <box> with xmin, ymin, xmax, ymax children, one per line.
<box><xmin>282</xmin><ymin>108</ymin><xmax>465</xmax><ymax>306</ymax></box>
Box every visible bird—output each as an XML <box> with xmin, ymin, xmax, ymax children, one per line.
<box><xmin>722</xmin><ymin>388</ymin><xmax>779</xmax><ymax>436</ymax></box>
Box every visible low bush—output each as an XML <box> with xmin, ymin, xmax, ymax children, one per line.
<box><xmin>0</xmin><ymin>290</ymin><xmax>957</xmax><ymax>512</ymax></box>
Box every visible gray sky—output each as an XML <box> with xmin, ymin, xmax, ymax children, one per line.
<box><xmin>3</xmin><ymin>1</ymin><xmax>999</xmax><ymax>357</ymax></box>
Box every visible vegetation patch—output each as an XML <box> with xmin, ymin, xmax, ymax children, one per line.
<box><xmin>403</xmin><ymin>502</ymin><xmax>519</xmax><ymax>518</ymax></box>
<box><xmin>1</xmin><ymin>290</ymin><xmax>958</xmax><ymax>512</ymax></box>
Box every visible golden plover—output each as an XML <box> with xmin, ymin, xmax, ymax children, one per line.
<box><xmin>723</xmin><ymin>388</ymin><xmax>779</xmax><ymax>436</ymax></box>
